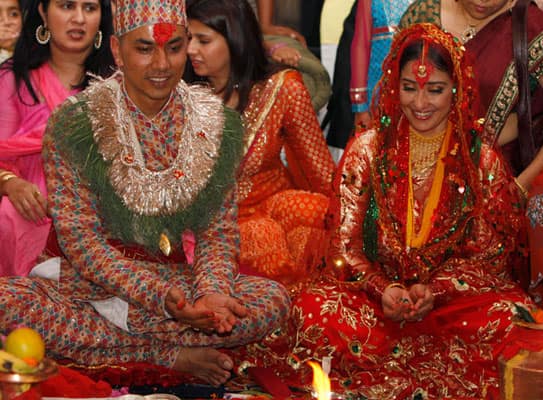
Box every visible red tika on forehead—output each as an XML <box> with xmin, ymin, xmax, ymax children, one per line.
<box><xmin>411</xmin><ymin>40</ymin><xmax>434</xmax><ymax>88</ymax></box>
<box><xmin>153</xmin><ymin>23</ymin><xmax>175</xmax><ymax>46</ymax></box>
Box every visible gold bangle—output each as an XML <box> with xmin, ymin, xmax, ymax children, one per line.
<box><xmin>514</xmin><ymin>178</ymin><xmax>529</xmax><ymax>198</ymax></box>
<box><xmin>0</xmin><ymin>172</ymin><xmax>17</xmax><ymax>183</ymax></box>
<box><xmin>0</xmin><ymin>172</ymin><xmax>17</xmax><ymax>195</ymax></box>
<box><xmin>384</xmin><ymin>282</ymin><xmax>406</xmax><ymax>291</ymax></box>
<box><xmin>0</xmin><ymin>170</ymin><xmax>13</xmax><ymax>179</ymax></box>
<box><xmin>0</xmin><ymin>169</ymin><xmax>16</xmax><ymax>177</ymax></box>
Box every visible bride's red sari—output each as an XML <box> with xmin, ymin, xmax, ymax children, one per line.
<box><xmin>230</xmin><ymin>24</ymin><xmax>543</xmax><ymax>399</ymax></box>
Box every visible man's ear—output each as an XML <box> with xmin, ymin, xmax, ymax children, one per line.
<box><xmin>110</xmin><ymin>35</ymin><xmax>123</xmax><ymax>68</ymax></box>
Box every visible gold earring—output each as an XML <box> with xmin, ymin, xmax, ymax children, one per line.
<box><xmin>35</xmin><ymin>24</ymin><xmax>50</xmax><ymax>45</ymax></box>
<box><xmin>94</xmin><ymin>30</ymin><xmax>102</xmax><ymax>50</ymax></box>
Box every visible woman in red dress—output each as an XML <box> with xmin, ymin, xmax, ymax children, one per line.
<box><xmin>234</xmin><ymin>24</ymin><xmax>541</xmax><ymax>399</ymax></box>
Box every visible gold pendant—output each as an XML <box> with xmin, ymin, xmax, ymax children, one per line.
<box><xmin>159</xmin><ymin>233</ymin><xmax>171</xmax><ymax>256</ymax></box>
<box><xmin>461</xmin><ymin>26</ymin><xmax>477</xmax><ymax>43</ymax></box>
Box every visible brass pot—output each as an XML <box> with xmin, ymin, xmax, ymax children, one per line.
<box><xmin>0</xmin><ymin>359</ymin><xmax>58</xmax><ymax>400</ymax></box>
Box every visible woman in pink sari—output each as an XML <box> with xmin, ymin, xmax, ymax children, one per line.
<box><xmin>0</xmin><ymin>0</ymin><xmax>114</xmax><ymax>276</ymax></box>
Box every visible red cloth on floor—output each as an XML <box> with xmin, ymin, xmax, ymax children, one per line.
<box><xmin>41</xmin><ymin>366</ymin><xmax>112</xmax><ymax>397</ymax></box>
<box><xmin>14</xmin><ymin>366</ymin><xmax>112</xmax><ymax>400</ymax></box>
<box><xmin>61</xmin><ymin>361</ymin><xmax>188</xmax><ymax>387</ymax></box>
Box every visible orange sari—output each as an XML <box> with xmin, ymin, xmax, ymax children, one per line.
<box><xmin>237</xmin><ymin>69</ymin><xmax>335</xmax><ymax>287</ymax></box>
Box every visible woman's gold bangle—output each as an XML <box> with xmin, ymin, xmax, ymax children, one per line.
<box><xmin>0</xmin><ymin>171</ymin><xmax>18</xmax><ymax>183</ymax></box>
<box><xmin>384</xmin><ymin>282</ymin><xmax>406</xmax><ymax>291</ymax></box>
<box><xmin>514</xmin><ymin>177</ymin><xmax>529</xmax><ymax>198</ymax></box>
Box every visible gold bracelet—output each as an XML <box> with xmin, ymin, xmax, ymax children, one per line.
<box><xmin>514</xmin><ymin>177</ymin><xmax>529</xmax><ymax>198</ymax></box>
<box><xmin>0</xmin><ymin>168</ymin><xmax>16</xmax><ymax>177</ymax></box>
<box><xmin>0</xmin><ymin>172</ymin><xmax>17</xmax><ymax>183</ymax></box>
<box><xmin>0</xmin><ymin>171</ymin><xmax>18</xmax><ymax>196</ymax></box>
<box><xmin>384</xmin><ymin>282</ymin><xmax>406</xmax><ymax>291</ymax></box>
<box><xmin>0</xmin><ymin>169</ymin><xmax>13</xmax><ymax>179</ymax></box>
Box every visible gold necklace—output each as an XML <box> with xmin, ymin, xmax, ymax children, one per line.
<box><xmin>453</xmin><ymin>0</ymin><xmax>484</xmax><ymax>43</ymax></box>
<box><xmin>409</xmin><ymin>126</ymin><xmax>446</xmax><ymax>179</ymax></box>
<box><xmin>456</xmin><ymin>0</ymin><xmax>513</xmax><ymax>43</ymax></box>
<box><xmin>458</xmin><ymin>8</ymin><xmax>482</xmax><ymax>43</ymax></box>
<box><xmin>460</xmin><ymin>25</ymin><xmax>478</xmax><ymax>43</ymax></box>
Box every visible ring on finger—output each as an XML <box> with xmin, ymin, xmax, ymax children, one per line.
<box><xmin>33</xmin><ymin>189</ymin><xmax>41</xmax><ymax>198</ymax></box>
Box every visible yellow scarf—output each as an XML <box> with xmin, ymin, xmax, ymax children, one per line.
<box><xmin>406</xmin><ymin>122</ymin><xmax>452</xmax><ymax>249</ymax></box>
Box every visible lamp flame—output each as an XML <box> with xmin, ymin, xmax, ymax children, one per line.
<box><xmin>308</xmin><ymin>361</ymin><xmax>331</xmax><ymax>400</ymax></box>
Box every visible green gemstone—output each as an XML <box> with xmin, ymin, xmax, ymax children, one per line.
<box><xmin>287</xmin><ymin>355</ymin><xmax>300</xmax><ymax>368</ymax></box>
<box><xmin>380</xmin><ymin>115</ymin><xmax>391</xmax><ymax>127</ymax></box>
<box><xmin>342</xmin><ymin>379</ymin><xmax>352</xmax><ymax>387</ymax></box>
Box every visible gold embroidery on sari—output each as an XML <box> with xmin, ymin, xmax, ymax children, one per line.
<box><xmin>484</xmin><ymin>31</ymin><xmax>543</xmax><ymax>145</ymax></box>
<box><xmin>237</xmin><ymin>69</ymin><xmax>289</xmax><ymax>200</ymax></box>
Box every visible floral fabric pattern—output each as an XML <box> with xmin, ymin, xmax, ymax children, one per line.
<box><xmin>0</xmin><ymin>77</ymin><xmax>291</xmax><ymax>370</ymax></box>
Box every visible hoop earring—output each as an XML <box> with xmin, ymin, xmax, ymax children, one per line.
<box><xmin>94</xmin><ymin>30</ymin><xmax>102</xmax><ymax>50</ymax></box>
<box><xmin>35</xmin><ymin>24</ymin><xmax>50</xmax><ymax>45</ymax></box>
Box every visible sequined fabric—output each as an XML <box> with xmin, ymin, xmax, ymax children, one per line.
<box><xmin>231</xmin><ymin>131</ymin><xmax>536</xmax><ymax>400</ymax></box>
<box><xmin>527</xmin><ymin>175</ymin><xmax>543</xmax><ymax>305</ymax></box>
<box><xmin>399</xmin><ymin>0</ymin><xmax>543</xmax><ymax>145</ymax></box>
<box><xmin>0</xmin><ymin>77</ymin><xmax>291</xmax><ymax>370</ymax></box>
<box><xmin>229</xmin><ymin>25</ymin><xmax>540</xmax><ymax>399</ymax></box>
<box><xmin>330</xmin><ymin>128</ymin><xmax>525</xmax><ymax>294</ymax></box>
<box><xmin>114</xmin><ymin>0</ymin><xmax>186</xmax><ymax>36</ymax></box>
<box><xmin>237</xmin><ymin>70</ymin><xmax>335</xmax><ymax>287</ymax></box>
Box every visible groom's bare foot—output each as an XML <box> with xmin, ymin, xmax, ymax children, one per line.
<box><xmin>174</xmin><ymin>347</ymin><xmax>233</xmax><ymax>386</ymax></box>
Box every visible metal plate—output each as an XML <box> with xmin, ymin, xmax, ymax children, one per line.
<box><xmin>0</xmin><ymin>358</ymin><xmax>58</xmax><ymax>383</ymax></box>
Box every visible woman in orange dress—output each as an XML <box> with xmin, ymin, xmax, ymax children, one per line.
<box><xmin>185</xmin><ymin>0</ymin><xmax>335</xmax><ymax>287</ymax></box>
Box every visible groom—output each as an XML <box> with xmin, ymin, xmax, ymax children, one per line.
<box><xmin>0</xmin><ymin>0</ymin><xmax>290</xmax><ymax>386</ymax></box>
